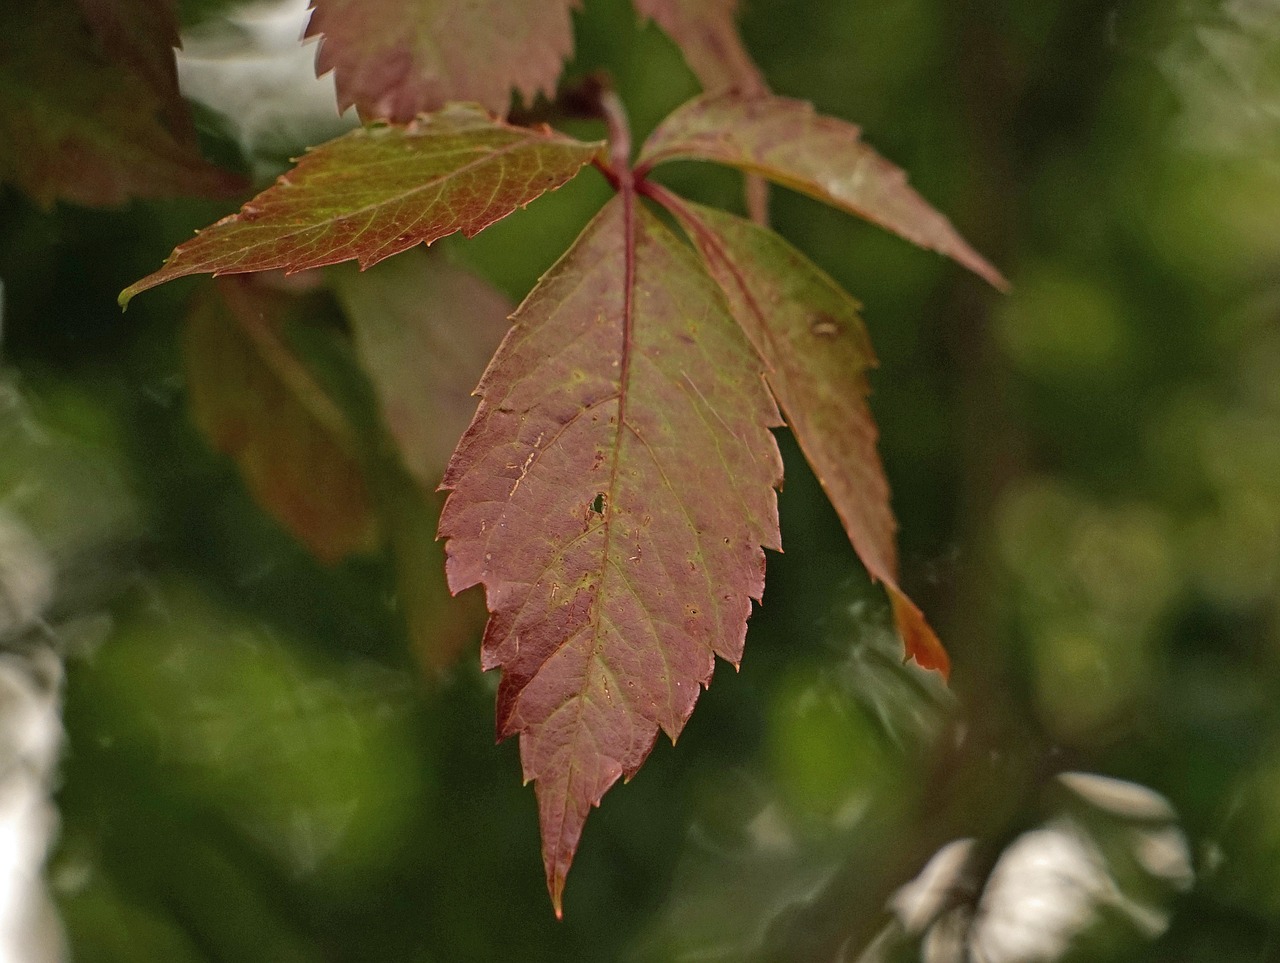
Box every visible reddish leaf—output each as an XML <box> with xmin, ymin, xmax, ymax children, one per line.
<box><xmin>185</xmin><ymin>276</ymin><xmax>380</xmax><ymax>563</ymax></box>
<box><xmin>329</xmin><ymin>249</ymin><xmax>512</xmax><ymax>489</ymax></box>
<box><xmin>638</xmin><ymin>93</ymin><xmax>1007</xmax><ymax>290</ymax></box>
<box><xmin>306</xmin><ymin>0</ymin><xmax>580</xmax><ymax>120</ymax></box>
<box><xmin>634</xmin><ymin>0</ymin><xmax>765</xmax><ymax>95</ymax></box>
<box><xmin>121</xmin><ymin>106</ymin><xmax>602</xmax><ymax>305</ymax></box>
<box><xmin>76</xmin><ymin>0</ymin><xmax>193</xmax><ymax>140</ymax></box>
<box><xmin>660</xmin><ymin>195</ymin><xmax>949</xmax><ymax>675</ymax></box>
<box><xmin>0</xmin><ymin>0</ymin><xmax>244</xmax><ymax>208</ymax></box>
<box><xmin>439</xmin><ymin>195</ymin><xmax>783</xmax><ymax>913</ymax></box>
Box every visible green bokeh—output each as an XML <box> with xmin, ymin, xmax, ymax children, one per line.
<box><xmin>2</xmin><ymin>0</ymin><xmax>1280</xmax><ymax>960</ymax></box>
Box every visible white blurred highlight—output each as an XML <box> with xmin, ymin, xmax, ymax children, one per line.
<box><xmin>0</xmin><ymin>514</ymin><xmax>65</xmax><ymax>963</ymax></box>
<box><xmin>176</xmin><ymin>0</ymin><xmax>357</xmax><ymax>178</ymax></box>
<box><xmin>869</xmin><ymin>774</ymin><xmax>1193</xmax><ymax>963</ymax></box>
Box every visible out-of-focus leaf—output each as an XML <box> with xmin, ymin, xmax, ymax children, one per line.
<box><xmin>378</xmin><ymin>469</ymin><xmax>483</xmax><ymax>674</ymax></box>
<box><xmin>638</xmin><ymin>92</ymin><xmax>1006</xmax><ymax>290</ymax></box>
<box><xmin>328</xmin><ymin>249</ymin><xmax>503</xmax><ymax>670</ymax></box>
<box><xmin>663</xmin><ymin>197</ymin><xmax>949</xmax><ymax>676</ymax></box>
<box><xmin>81</xmin><ymin>579</ymin><xmax>429</xmax><ymax>883</ymax></box>
<box><xmin>633</xmin><ymin>0</ymin><xmax>765</xmax><ymax>95</ymax></box>
<box><xmin>0</xmin><ymin>375</ymin><xmax>141</xmax><ymax>613</ymax></box>
<box><xmin>225</xmin><ymin>277</ymin><xmax>480</xmax><ymax>672</ymax></box>
<box><xmin>439</xmin><ymin>196</ymin><xmax>783</xmax><ymax>914</ymax></box>
<box><xmin>76</xmin><ymin>0</ymin><xmax>193</xmax><ymax>140</ymax></box>
<box><xmin>121</xmin><ymin>105</ymin><xmax>602</xmax><ymax>304</ymax></box>
<box><xmin>305</xmin><ymin>0</ymin><xmax>580</xmax><ymax>120</ymax></box>
<box><xmin>1160</xmin><ymin>3</ymin><xmax>1280</xmax><ymax>159</ymax></box>
<box><xmin>329</xmin><ymin>249</ymin><xmax>512</xmax><ymax>489</ymax></box>
<box><xmin>184</xmin><ymin>276</ymin><xmax>380</xmax><ymax>563</ymax></box>
<box><xmin>0</xmin><ymin>0</ymin><xmax>244</xmax><ymax>208</ymax></box>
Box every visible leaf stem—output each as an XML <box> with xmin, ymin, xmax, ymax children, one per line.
<box><xmin>598</xmin><ymin>88</ymin><xmax>633</xmax><ymax>185</ymax></box>
<box><xmin>636</xmin><ymin>180</ymin><xmax>704</xmax><ymax>234</ymax></box>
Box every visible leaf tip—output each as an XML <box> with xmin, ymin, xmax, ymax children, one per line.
<box><xmin>119</xmin><ymin>276</ymin><xmax>158</xmax><ymax>307</ymax></box>
<box><xmin>549</xmin><ymin>872</ymin><xmax>566</xmax><ymax>920</ymax></box>
<box><xmin>889</xmin><ymin>588</ymin><xmax>951</xmax><ymax>681</ymax></box>
<box><xmin>946</xmin><ymin>238</ymin><xmax>1008</xmax><ymax>293</ymax></box>
<box><xmin>975</xmin><ymin>258</ymin><xmax>1011</xmax><ymax>294</ymax></box>
<box><xmin>119</xmin><ymin>271</ymin><xmax>164</xmax><ymax>308</ymax></box>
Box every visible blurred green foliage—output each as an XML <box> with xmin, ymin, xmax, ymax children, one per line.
<box><xmin>2</xmin><ymin>0</ymin><xmax>1280</xmax><ymax>960</ymax></box>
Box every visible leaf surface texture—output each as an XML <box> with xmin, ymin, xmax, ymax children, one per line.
<box><xmin>640</xmin><ymin>93</ymin><xmax>1005</xmax><ymax>289</ymax></box>
<box><xmin>306</xmin><ymin>0</ymin><xmax>580</xmax><ymax>119</ymax></box>
<box><xmin>439</xmin><ymin>196</ymin><xmax>782</xmax><ymax>912</ymax></box>
<box><xmin>665</xmin><ymin>199</ymin><xmax>949</xmax><ymax>675</ymax></box>
<box><xmin>122</xmin><ymin>106</ymin><xmax>601</xmax><ymax>304</ymax></box>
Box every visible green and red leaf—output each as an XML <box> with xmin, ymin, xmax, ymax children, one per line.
<box><xmin>639</xmin><ymin>92</ymin><xmax>1006</xmax><ymax>289</ymax></box>
<box><xmin>184</xmin><ymin>276</ymin><xmax>380</xmax><ymax>563</ymax></box>
<box><xmin>439</xmin><ymin>195</ymin><xmax>783</xmax><ymax>914</ymax></box>
<box><xmin>306</xmin><ymin>0</ymin><xmax>580</xmax><ymax>120</ymax></box>
<box><xmin>0</xmin><ymin>0</ymin><xmax>243</xmax><ymax>208</ymax></box>
<box><xmin>121</xmin><ymin>105</ymin><xmax>602</xmax><ymax>305</ymax></box>
<box><xmin>659</xmin><ymin>195</ymin><xmax>949</xmax><ymax>675</ymax></box>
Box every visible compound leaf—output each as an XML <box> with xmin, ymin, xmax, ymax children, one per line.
<box><xmin>184</xmin><ymin>276</ymin><xmax>380</xmax><ymax>563</ymax></box>
<box><xmin>121</xmin><ymin>105</ymin><xmax>602</xmax><ymax>305</ymax></box>
<box><xmin>639</xmin><ymin>93</ymin><xmax>1006</xmax><ymax>290</ymax></box>
<box><xmin>0</xmin><ymin>0</ymin><xmax>243</xmax><ymax>208</ymax></box>
<box><xmin>306</xmin><ymin>0</ymin><xmax>580</xmax><ymax>120</ymax></box>
<box><xmin>662</xmin><ymin>196</ymin><xmax>949</xmax><ymax>675</ymax></box>
<box><xmin>439</xmin><ymin>195</ymin><xmax>783</xmax><ymax>914</ymax></box>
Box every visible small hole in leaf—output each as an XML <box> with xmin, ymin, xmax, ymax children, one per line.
<box><xmin>591</xmin><ymin>493</ymin><xmax>606</xmax><ymax>514</ymax></box>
